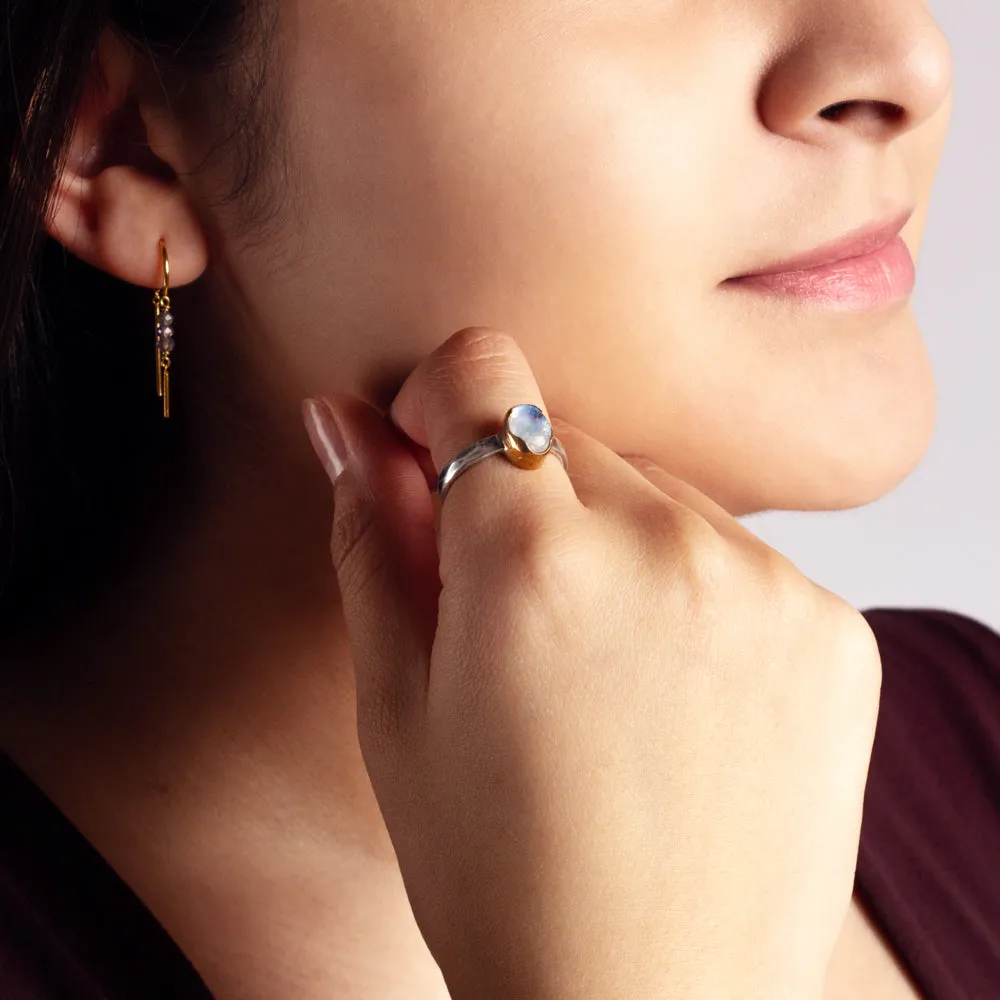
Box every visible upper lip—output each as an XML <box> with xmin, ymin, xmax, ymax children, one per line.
<box><xmin>727</xmin><ymin>208</ymin><xmax>915</xmax><ymax>279</ymax></box>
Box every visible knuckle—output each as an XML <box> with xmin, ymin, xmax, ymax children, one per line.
<box><xmin>436</xmin><ymin>326</ymin><xmax>521</xmax><ymax>375</ymax></box>
<box><xmin>799</xmin><ymin>596</ymin><xmax>884</xmax><ymax>739</ymax></box>
<box><xmin>741</xmin><ymin>541</ymin><xmax>814</xmax><ymax>619</ymax></box>
<box><xmin>641</xmin><ymin>501</ymin><xmax>734</xmax><ymax>615</ymax></box>
<box><xmin>786</xmin><ymin>583</ymin><xmax>884</xmax><ymax>713</ymax></box>
<box><xmin>622</xmin><ymin>453</ymin><xmax>663</xmax><ymax>479</ymax></box>
<box><xmin>505</xmin><ymin>513</ymin><xmax>568</xmax><ymax>582</ymax></box>
<box><xmin>832</xmin><ymin>603</ymin><xmax>884</xmax><ymax>698</ymax></box>
<box><xmin>423</xmin><ymin>328</ymin><xmax>530</xmax><ymax>411</ymax></box>
<box><xmin>686</xmin><ymin>520</ymin><xmax>733</xmax><ymax>583</ymax></box>
<box><xmin>623</xmin><ymin>454</ymin><xmax>684</xmax><ymax>497</ymax></box>
<box><xmin>660</xmin><ymin>502</ymin><xmax>729</xmax><ymax>576</ymax></box>
<box><xmin>492</xmin><ymin>510</ymin><xmax>596</xmax><ymax>617</ymax></box>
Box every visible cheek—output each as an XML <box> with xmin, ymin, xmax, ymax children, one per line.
<box><xmin>318</xmin><ymin>19</ymin><xmax>746</xmax><ymax>397</ymax></box>
<box><xmin>284</xmin><ymin>1</ymin><xmax>736</xmax><ymax>333</ymax></box>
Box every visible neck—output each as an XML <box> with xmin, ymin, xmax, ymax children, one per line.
<box><xmin>0</xmin><ymin>306</ymin><xmax>447</xmax><ymax>1000</ymax></box>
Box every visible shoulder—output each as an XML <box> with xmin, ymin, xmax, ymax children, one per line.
<box><xmin>860</xmin><ymin>606</ymin><xmax>1000</xmax><ymax>753</ymax></box>
<box><xmin>854</xmin><ymin>607</ymin><xmax>1000</xmax><ymax>999</ymax></box>
<box><xmin>859</xmin><ymin>605</ymin><xmax>1000</xmax><ymax>825</ymax></box>
<box><xmin>0</xmin><ymin>751</ymin><xmax>215</xmax><ymax>999</ymax></box>
<box><xmin>863</xmin><ymin>605</ymin><xmax>1000</xmax><ymax>668</ymax></box>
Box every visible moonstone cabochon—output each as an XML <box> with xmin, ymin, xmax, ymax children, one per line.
<box><xmin>506</xmin><ymin>404</ymin><xmax>552</xmax><ymax>455</ymax></box>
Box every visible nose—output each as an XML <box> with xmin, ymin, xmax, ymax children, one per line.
<box><xmin>757</xmin><ymin>0</ymin><xmax>953</xmax><ymax>145</ymax></box>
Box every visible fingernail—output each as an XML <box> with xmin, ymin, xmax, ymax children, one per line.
<box><xmin>302</xmin><ymin>397</ymin><xmax>347</xmax><ymax>484</ymax></box>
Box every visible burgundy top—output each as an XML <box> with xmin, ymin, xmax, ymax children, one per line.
<box><xmin>1</xmin><ymin>607</ymin><xmax>999</xmax><ymax>999</ymax></box>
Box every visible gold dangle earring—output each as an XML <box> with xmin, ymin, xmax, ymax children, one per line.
<box><xmin>152</xmin><ymin>237</ymin><xmax>174</xmax><ymax>418</ymax></box>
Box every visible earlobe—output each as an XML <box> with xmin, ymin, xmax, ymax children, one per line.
<box><xmin>43</xmin><ymin>26</ymin><xmax>208</xmax><ymax>291</ymax></box>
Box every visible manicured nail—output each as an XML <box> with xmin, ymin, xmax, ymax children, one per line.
<box><xmin>302</xmin><ymin>397</ymin><xmax>347</xmax><ymax>484</ymax></box>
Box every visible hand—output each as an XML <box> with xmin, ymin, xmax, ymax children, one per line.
<box><xmin>302</xmin><ymin>326</ymin><xmax>881</xmax><ymax>1000</ymax></box>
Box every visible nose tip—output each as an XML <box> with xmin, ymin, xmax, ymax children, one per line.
<box><xmin>758</xmin><ymin>5</ymin><xmax>953</xmax><ymax>145</ymax></box>
<box><xmin>904</xmin><ymin>29</ymin><xmax>955</xmax><ymax>125</ymax></box>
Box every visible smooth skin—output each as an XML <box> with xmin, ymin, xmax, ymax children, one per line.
<box><xmin>0</xmin><ymin>0</ymin><xmax>952</xmax><ymax>997</ymax></box>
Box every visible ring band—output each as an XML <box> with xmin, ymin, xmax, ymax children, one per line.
<box><xmin>437</xmin><ymin>403</ymin><xmax>568</xmax><ymax>503</ymax></box>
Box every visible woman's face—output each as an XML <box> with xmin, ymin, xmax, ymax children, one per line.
<box><xmin>191</xmin><ymin>0</ymin><xmax>953</xmax><ymax>515</ymax></box>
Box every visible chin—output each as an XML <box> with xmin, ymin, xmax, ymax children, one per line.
<box><xmin>719</xmin><ymin>312</ymin><xmax>938</xmax><ymax>517</ymax></box>
<box><xmin>787</xmin><ymin>406</ymin><xmax>937</xmax><ymax>513</ymax></box>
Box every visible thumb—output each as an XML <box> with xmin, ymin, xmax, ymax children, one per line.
<box><xmin>301</xmin><ymin>394</ymin><xmax>438</xmax><ymax>752</ymax></box>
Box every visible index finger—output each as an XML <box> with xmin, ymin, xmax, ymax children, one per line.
<box><xmin>389</xmin><ymin>326</ymin><xmax>580</xmax><ymax>529</ymax></box>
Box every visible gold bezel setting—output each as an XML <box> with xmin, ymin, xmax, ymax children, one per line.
<box><xmin>500</xmin><ymin>404</ymin><xmax>553</xmax><ymax>470</ymax></box>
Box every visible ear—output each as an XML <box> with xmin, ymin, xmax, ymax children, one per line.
<box><xmin>43</xmin><ymin>26</ymin><xmax>208</xmax><ymax>289</ymax></box>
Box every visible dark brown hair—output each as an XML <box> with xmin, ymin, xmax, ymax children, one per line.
<box><xmin>0</xmin><ymin>0</ymin><xmax>280</xmax><ymax>635</ymax></box>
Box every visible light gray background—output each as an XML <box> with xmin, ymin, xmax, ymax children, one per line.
<box><xmin>744</xmin><ymin>0</ymin><xmax>999</xmax><ymax>632</ymax></box>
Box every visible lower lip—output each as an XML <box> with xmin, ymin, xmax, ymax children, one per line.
<box><xmin>724</xmin><ymin>235</ymin><xmax>915</xmax><ymax>310</ymax></box>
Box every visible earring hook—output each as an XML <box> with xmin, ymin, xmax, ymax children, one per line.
<box><xmin>159</xmin><ymin>237</ymin><xmax>170</xmax><ymax>291</ymax></box>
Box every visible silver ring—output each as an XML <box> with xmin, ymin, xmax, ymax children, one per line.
<box><xmin>437</xmin><ymin>403</ymin><xmax>568</xmax><ymax>503</ymax></box>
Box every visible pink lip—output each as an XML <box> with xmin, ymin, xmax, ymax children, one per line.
<box><xmin>724</xmin><ymin>211</ymin><xmax>916</xmax><ymax>310</ymax></box>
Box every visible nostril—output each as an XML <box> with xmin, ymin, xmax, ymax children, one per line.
<box><xmin>819</xmin><ymin>101</ymin><xmax>851</xmax><ymax>122</ymax></box>
<box><xmin>819</xmin><ymin>99</ymin><xmax>906</xmax><ymax>126</ymax></box>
